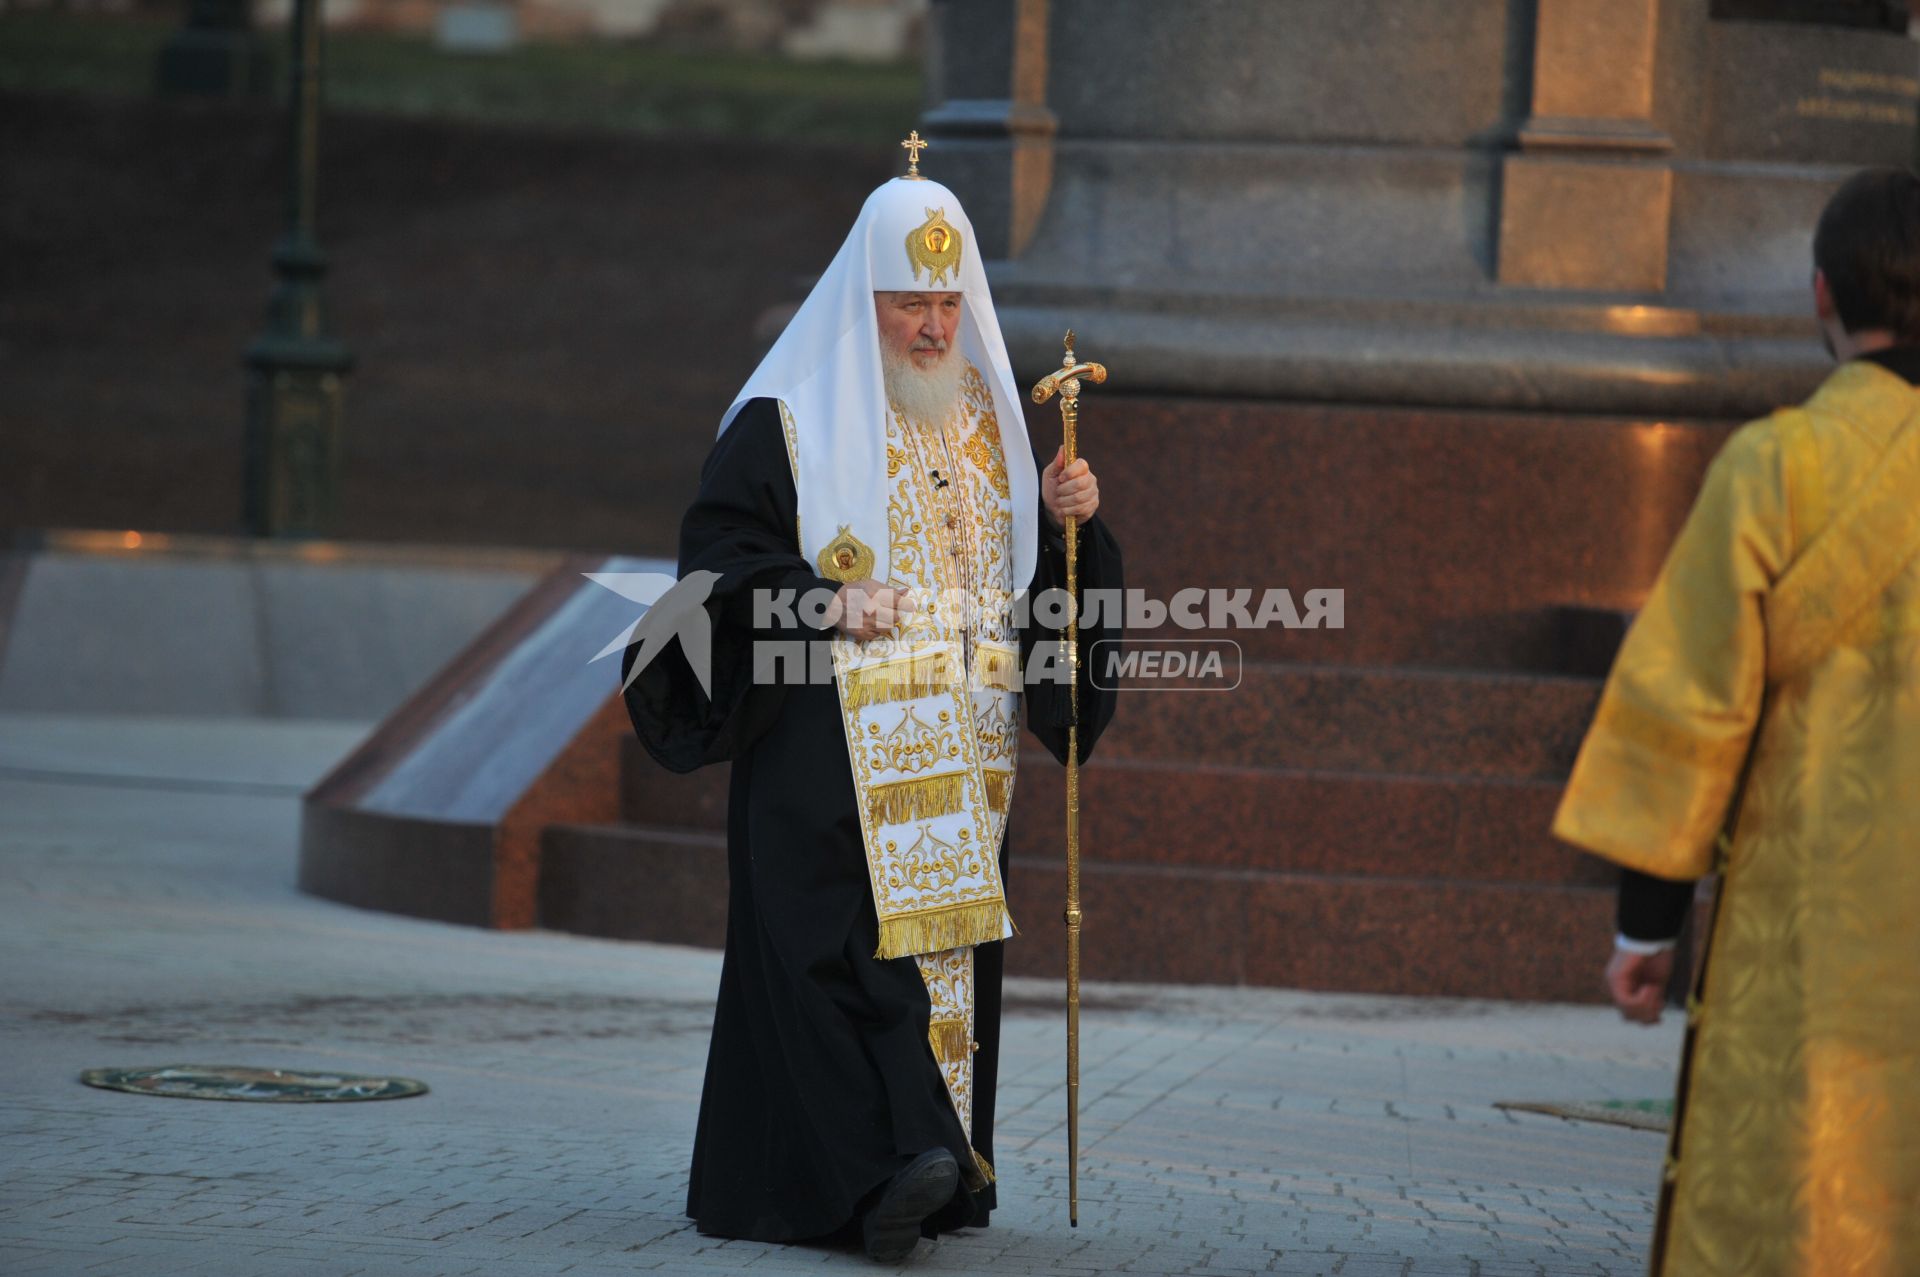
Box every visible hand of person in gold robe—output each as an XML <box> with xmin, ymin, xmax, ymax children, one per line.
<box><xmin>1606</xmin><ymin>947</ymin><xmax>1674</xmax><ymax>1025</ymax></box>
<box><xmin>1043</xmin><ymin>447</ymin><xmax>1100</xmax><ymax>529</ymax></box>
<box><xmin>825</xmin><ymin>579</ymin><xmax>915</xmax><ymax>641</ymax></box>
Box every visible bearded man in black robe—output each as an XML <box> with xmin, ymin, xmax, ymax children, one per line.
<box><xmin>622</xmin><ymin>163</ymin><xmax>1121</xmax><ymax>1262</ymax></box>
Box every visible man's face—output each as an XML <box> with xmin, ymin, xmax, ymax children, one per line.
<box><xmin>874</xmin><ymin>292</ymin><xmax>963</xmax><ymax>370</ymax></box>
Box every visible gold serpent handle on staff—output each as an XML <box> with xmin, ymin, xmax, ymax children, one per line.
<box><xmin>1030</xmin><ymin>331</ymin><xmax>1106</xmax><ymax>1229</ymax></box>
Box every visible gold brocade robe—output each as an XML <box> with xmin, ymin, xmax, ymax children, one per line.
<box><xmin>1554</xmin><ymin>360</ymin><xmax>1920</xmax><ymax>1277</ymax></box>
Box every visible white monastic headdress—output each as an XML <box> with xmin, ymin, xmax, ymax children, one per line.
<box><xmin>720</xmin><ymin>174</ymin><xmax>1040</xmax><ymax>592</ymax></box>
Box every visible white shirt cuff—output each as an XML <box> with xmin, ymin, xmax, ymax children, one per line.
<box><xmin>1615</xmin><ymin>932</ymin><xmax>1678</xmax><ymax>955</ymax></box>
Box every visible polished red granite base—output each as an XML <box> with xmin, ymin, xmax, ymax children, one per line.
<box><xmin>1015</xmin><ymin>396</ymin><xmax>1733</xmax><ymax>671</ymax></box>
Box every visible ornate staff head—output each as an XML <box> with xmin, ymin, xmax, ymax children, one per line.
<box><xmin>1031</xmin><ymin>330</ymin><xmax>1108</xmax><ymax>406</ymax></box>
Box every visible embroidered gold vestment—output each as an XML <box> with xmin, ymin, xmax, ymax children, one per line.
<box><xmin>780</xmin><ymin>360</ymin><xmax>1021</xmax><ymax>1185</ymax></box>
<box><xmin>1554</xmin><ymin>359</ymin><xmax>1920</xmax><ymax>1277</ymax></box>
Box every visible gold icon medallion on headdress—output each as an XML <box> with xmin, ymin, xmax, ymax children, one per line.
<box><xmin>906</xmin><ymin>208</ymin><xmax>963</xmax><ymax>287</ymax></box>
<box><xmin>818</xmin><ymin>525</ymin><xmax>876</xmax><ymax>583</ymax></box>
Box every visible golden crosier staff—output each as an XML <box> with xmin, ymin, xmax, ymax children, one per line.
<box><xmin>1030</xmin><ymin>330</ymin><xmax>1106</xmax><ymax>1229</ymax></box>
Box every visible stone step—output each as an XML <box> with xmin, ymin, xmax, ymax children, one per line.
<box><xmin>617</xmin><ymin>746</ymin><xmax>1602</xmax><ymax>887</ymax></box>
<box><xmin>538</xmin><ymin>822</ymin><xmax>728</xmax><ymax>948</ymax></box>
<box><xmin>619</xmin><ymin>663</ymin><xmax>1605</xmax><ymax>828</ymax></box>
<box><xmin>1099</xmin><ymin>662</ymin><xmax>1600</xmax><ymax>777</ymax></box>
<box><xmin>1004</xmin><ymin>761</ymin><xmax>1605</xmax><ymax>885</ymax></box>
<box><xmin>533</xmin><ymin>820</ymin><xmax>1614</xmax><ymax>1003</ymax></box>
<box><xmin>1001</xmin><ymin>857</ymin><xmax>1613</xmax><ymax>1002</ymax></box>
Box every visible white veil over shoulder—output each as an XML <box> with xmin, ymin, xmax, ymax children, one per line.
<box><xmin>720</xmin><ymin>177</ymin><xmax>1039</xmax><ymax>591</ymax></box>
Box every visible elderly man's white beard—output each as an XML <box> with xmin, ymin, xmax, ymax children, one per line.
<box><xmin>881</xmin><ymin>344</ymin><xmax>965</xmax><ymax>429</ymax></box>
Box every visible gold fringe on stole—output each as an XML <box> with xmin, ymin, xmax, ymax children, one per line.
<box><xmin>981</xmin><ymin>768</ymin><xmax>1013</xmax><ymax>815</ymax></box>
<box><xmin>976</xmin><ymin>643</ymin><xmax>1020</xmax><ymax>692</ymax></box>
<box><xmin>866</xmin><ymin>772</ymin><xmax>968</xmax><ymax>826</ymax></box>
<box><xmin>927</xmin><ymin>1017</ymin><xmax>971</xmax><ymax>1064</ymax></box>
<box><xmin>842</xmin><ymin>649</ymin><xmax>956</xmax><ymax>710</ymax></box>
<box><xmin>952</xmin><ymin>1149</ymin><xmax>995</xmax><ymax>1192</ymax></box>
<box><xmin>875</xmin><ymin>900</ymin><xmax>1009</xmax><ymax>960</ymax></box>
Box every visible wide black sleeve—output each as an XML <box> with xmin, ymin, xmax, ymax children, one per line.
<box><xmin>1617</xmin><ymin>868</ymin><xmax>1696</xmax><ymax>943</ymax></box>
<box><xmin>621</xmin><ymin>398</ymin><xmax>839</xmax><ymax>772</ymax></box>
<box><xmin>1021</xmin><ymin>502</ymin><xmax>1123</xmax><ymax>766</ymax></box>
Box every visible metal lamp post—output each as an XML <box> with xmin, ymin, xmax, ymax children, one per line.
<box><xmin>244</xmin><ymin>0</ymin><xmax>352</xmax><ymax>538</ymax></box>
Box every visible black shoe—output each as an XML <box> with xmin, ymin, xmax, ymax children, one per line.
<box><xmin>861</xmin><ymin>1148</ymin><xmax>960</xmax><ymax>1263</ymax></box>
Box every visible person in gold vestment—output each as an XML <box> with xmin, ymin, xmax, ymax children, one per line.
<box><xmin>1554</xmin><ymin>167</ymin><xmax>1920</xmax><ymax>1276</ymax></box>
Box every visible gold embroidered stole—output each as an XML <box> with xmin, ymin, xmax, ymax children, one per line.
<box><xmin>801</xmin><ymin>362</ymin><xmax>1020</xmax><ymax>962</ymax></box>
<box><xmin>916</xmin><ymin>945</ymin><xmax>993</xmax><ymax>1186</ymax></box>
<box><xmin>778</xmin><ymin>364</ymin><xmax>1020</xmax><ymax>1185</ymax></box>
<box><xmin>1764</xmin><ymin>364</ymin><xmax>1920</xmax><ymax>684</ymax></box>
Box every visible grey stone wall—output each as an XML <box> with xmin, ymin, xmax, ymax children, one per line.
<box><xmin>0</xmin><ymin>538</ymin><xmax>552</xmax><ymax>720</ymax></box>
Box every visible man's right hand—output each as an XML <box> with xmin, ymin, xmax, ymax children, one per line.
<box><xmin>824</xmin><ymin>579</ymin><xmax>915</xmax><ymax>641</ymax></box>
<box><xmin>1605</xmin><ymin>946</ymin><xmax>1675</xmax><ymax>1025</ymax></box>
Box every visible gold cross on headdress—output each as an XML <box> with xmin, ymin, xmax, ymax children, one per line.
<box><xmin>901</xmin><ymin>130</ymin><xmax>929</xmax><ymax>180</ymax></box>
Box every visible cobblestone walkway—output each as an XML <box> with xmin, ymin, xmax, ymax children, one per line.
<box><xmin>0</xmin><ymin>716</ymin><xmax>1682</xmax><ymax>1276</ymax></box>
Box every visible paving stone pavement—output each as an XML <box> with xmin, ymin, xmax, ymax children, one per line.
<box><xmin>0</xmin><ymin>715</ymin><xmax>1684</xmax><ymax>1277</ymax></box>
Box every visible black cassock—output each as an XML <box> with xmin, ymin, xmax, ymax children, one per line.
<box><xmin>623</xmin><ymin>398</ymin><xmax>1122</xmax><ymax>1243</ymax></box>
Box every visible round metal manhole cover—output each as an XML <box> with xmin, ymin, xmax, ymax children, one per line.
<box><xmin>80</xmin><ymin>1065</ymin><xmax>428</xmax><ymax>1103</ymax></box>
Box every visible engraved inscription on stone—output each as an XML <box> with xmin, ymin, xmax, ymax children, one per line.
<box><xmin>1710</xmin><ymin>0</ymin><xmax>1910</xmax><ymax>30</ymax></box>
<box><xmin>1799</xmin><ymin>65</ymin><xmax>1920</xmax><ymax>126</ymax></box>
<box><xmin>1704</xmin><ymin>14</ymin><xmax>1920</xmax><ymax>165</ymax></box>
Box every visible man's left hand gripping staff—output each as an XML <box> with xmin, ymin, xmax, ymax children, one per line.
<box><xmin>1043</xmin><ymin>446</ymin><xmax>1100</xmax><ymax>529</ymax></box>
